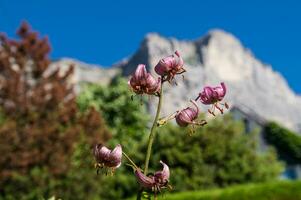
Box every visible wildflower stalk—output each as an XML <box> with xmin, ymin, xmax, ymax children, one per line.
<box><xmin>144</xmin><ymin>79</ymin><xmax>164</xmax><ymax>175</ymax></box>
<box><xmin>136</xmin><ymin>79</ymin><xmax>164</xmax><ymax>200</ymax></box>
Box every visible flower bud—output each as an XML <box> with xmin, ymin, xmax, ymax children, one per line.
<box><xmin>128</xmin><ymin>64</ymin><xmax>161</xmax><ymax>95</ymax></box>
<box><xmin>175</xmin><ymin>100</ymin><xmax>199</xmax><ymax>127</ymax></box>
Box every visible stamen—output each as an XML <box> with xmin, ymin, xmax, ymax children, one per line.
<box><xmin>162</xmin><ymin>75</ymin><xmax>168</xmax><ymax>82</ymax></box>
<box><xmin>208</xmin><ymin>109</ymin><xmax>216</xmax><ymax>116</ymax></box>
<box><xmin>196</xmin><ymin>119</ymin><xmax>207</xmax><ymax>126</ymax></box>
<box><xmin>157</xmin><ymin>111</ymin><xmax>178</xmax><ymax>127</ymax></box>
<box><xmin>176</xmin><ymin>68</ymin><xmax>186</xmax><ymax>75</ymax></box>
<box><xmin>216</xmin><ymin>105</ymin><xmax>223</xmax><ymax>114</ymax></box>
<box><xmin>215</xmin><ymin>104</ymin><xmax>224</xmax><ymax>114</ymax></box>
<box><xmin>167</xmin><ymin>184</ymin><xmax>173</xmax><ymax>190</ymax></box>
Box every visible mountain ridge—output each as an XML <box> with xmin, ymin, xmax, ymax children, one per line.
<box><xmin>54</xmin><ymin>30</ymin><xmax>301</xmax><ymax>133</ymax></box>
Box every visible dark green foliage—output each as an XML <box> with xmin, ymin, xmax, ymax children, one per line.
<box><xmin>264</xmin><ymin>122</ymin><xmax>301</xmax><ymax>164</ymax></box>
<box><xmin>78</xmin><ymin>75</ymin><xmax>149</xmax><ymax>144</ymax></box>
<box><xmin>150</xmin><ymin>115</ymin><xmax>283</xmax><ymax>192</ymax></box>
<box><xmin>161</xmin><ymin>181</ymin><xmax>301</xmax><ymax>200</ymax></box>
<box><xmin>77</xmin><ymin>76</ymin><xmax>150</xmax><ymax>199</ymax></box>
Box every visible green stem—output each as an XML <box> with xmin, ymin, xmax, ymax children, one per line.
<box><xmin>136</xmin><ymin>80</ymin><xmax>164</xmax><ymax>200</ymax></box>
<box><xmin>144</xmin><ymin>81</ymin><xmax>164</xmax><ymax>174</ymax></box>
<box><xmin>122</xmin><ymin>152</ymin><xmax>138</xmax><ymax>170</ymax></box>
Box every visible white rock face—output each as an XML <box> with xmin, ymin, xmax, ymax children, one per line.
<box><xmin>51</xmin><ymin>58</ymin><xmax>121</xmax><ymax>92</ymax></box>
<box><xmin>56</xmin><ymin>30</ymin><xmax>301</xmax><ymax>133</ymax></box>
<box><xmin>118</xmin><ymin>30</ymin><xmax>301</xmax><ymax>133</ymax></box>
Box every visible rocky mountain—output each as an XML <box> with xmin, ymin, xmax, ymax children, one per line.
<box><xmin>51</xmin><ymin>58</ymin><xmax>119</xmax><ymax>92</ymax></box>
<box><xmin>54</xmin><ymin>30</ymin><xmax>301</xmax><ymax>133</ymax></box>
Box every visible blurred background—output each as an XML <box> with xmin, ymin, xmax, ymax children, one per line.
<box><xmin>0</xmin><ymin>0</ymin><xmax>301</xmax><ymax>199</ymax></box>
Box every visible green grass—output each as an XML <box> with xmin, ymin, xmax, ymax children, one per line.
<box><xmin>129</xmin><ymin>181</ymin><xmax>301</xmax><ymax>200</ymax></box>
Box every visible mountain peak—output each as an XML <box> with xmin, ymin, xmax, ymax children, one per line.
<box><xmin>116</xmin><ymin>30</ymin><xmax>301</xmax><ymax>132</ymax></box>
<box><xmin>144</xmin><ymin>32</ymin><xmax>166</xmax><ymax>41</ymax></box>
<box><xmin>206</xmin><ymin>29</ymin><xmax>240</xmax><ymax>43</ymax></box>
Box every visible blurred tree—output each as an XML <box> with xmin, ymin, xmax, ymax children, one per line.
<box><xmin>77</xmin><ymin>77</ymin><xmax>151</xmax><ymax>199</ymax></box>
<box><xmin>78</xmin><ymin>80</ymin><xmax>284</xmax><ymax>199</ymax></box>
<box><xmin>264</xmin><ymin>122</ymin><xmax>301</xmax><ymax>164</ymax></box>
<box><xmin>0</xmin><ymin>21</ymin><xmax>73</xmax><ymax>116</ymax></box>
<box><xmin>78</xmin><ymin>76</ymin><xmax>149</xmax><ymax>151</ymax></box>
<box><xmin>150</xmin><ymin>114</ymin><xmax>284</xmax><ymax>192</ymax></box>
<box><xmin>0</xmin><ymin>22</ymin><xmax>111</xmax><ymax>199</ymax></box>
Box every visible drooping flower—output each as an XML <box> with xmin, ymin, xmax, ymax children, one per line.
<box><xmin>175</xmin><ymin>100</ymin><xmax>199</xmax><ymax>127</ymax></box>
<box><xmin>135</xmin><ymin>161</ymin><xmax>170</xmax><ymax>193</ymax></box>
<box><xmin>93</xmin><ymin>144</ymin><xmax>122</xmax><ymax>171</ymax></box>
<box><xmin>196</xmin><ymin>82</ymin><xmax>229</xmax><ymax>115</ymax></box>
<box><xmin>198</xmin><ymin>82</ymin><xmax>226</xmax><ymax>104</ymax></box>
<box><xmin>128</xmin><ymin>64</ymin><xmax>161</xmax><ymax>95</ymax></box>
<box><xmin>157</xmin><ymin>100</ymin><xmax>206</xmax><ymax>129</ymax></box>
<box><xmin>154</xmin><ymin>51</ymin><xmax>185</xmax><ymax>82</ymax></box>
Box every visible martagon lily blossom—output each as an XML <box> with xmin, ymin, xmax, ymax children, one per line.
<box><xmin>128</xmin><ymin>64</ymin><xmax>161</xmax><ymax>95</ymax></box>
<box><xmin>93</xmin><ymin>144</ymin><xmax>122</xmax><ymax>173</ymax></box>
<box><xmin>196</xmin><ymin>82</ymin><xmax>229</xmax><ymax>116</ymax></box>
<box><xmin>157</xmin><ymin>100</ymin><xmax>207</xmax><ymax>133</ymax></box>
<box><xmin>154</xmin><ymin>50</ymin><xmax>185</xmax><ymax>83</ymax></box>
<box><xmin>175</xmin><ymin>100</ymin><xmax>207</xmax><ymax>127</ymax></box>
<box><xmin>135</xmin><ymin>161</ymin><xmax>171</xmax><ymax>194</ymax></box>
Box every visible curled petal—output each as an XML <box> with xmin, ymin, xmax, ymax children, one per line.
<box><xmin>94</xmin><ymin>144</ymin><xmax>111</xmax><ymax>163</ymax></box>
<box><xmin>173</xmin><ymin>51</ymin><xmax>184</xmax><ymax>71</ymax></box>
<box><xmin>155</xmin><ymin>161</ymin><xmax>170</xmax><ymax>181</ymax></box>
<box><xmin>135</xmin><ymin>169</ymin><xmax>155</xmax><ymax>189</ymax></box>
<box><xmin>201</xmin><ymin>87</ymin><xmax>214</xmax><ymax>104</ymax></box>
<box><xmin>216</xmin><ymin>82</ymin><xmax>226</xmax><ymax>100</ymax></box>
<box><xmin>134</xmin><ymin>64</ymin><xmax>148</xmax><ymax>85</ymax></box>
<box><xmin>108</xmin><ymin>144</ymin><xmax>122</xmax><ymax>168</ymax></box>
<box><xmin>146</xmin><ymin>77</ymin><xmax>161</xmax><ymax>94</ymax></box>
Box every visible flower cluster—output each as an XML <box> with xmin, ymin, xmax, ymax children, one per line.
<box><xmin>93</xmin><ymin>50</ymin><xmax>229</xmax><ymax>199</ymax></box>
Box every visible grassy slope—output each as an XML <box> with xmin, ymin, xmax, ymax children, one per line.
<box><xmin>143</xmin><ymin>181</ymin><xmax>301</xmax><ymax>200</ymax></box>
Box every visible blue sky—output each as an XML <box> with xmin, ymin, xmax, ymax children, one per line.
<box><xmin>0</xmin><ymin>0</ymin><xmax>300</xmax><ymax>93</ymax></box>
